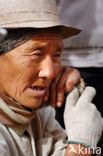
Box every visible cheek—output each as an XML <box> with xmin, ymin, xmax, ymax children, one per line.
<box><xmin>6</xmin><ymin>60</ymin><xmax>40</xmax><ymax>97</ymax></box>
<box><xmin>15</xmin><ymin>57</ymin><xmax>39</xmax><ymax>82</ymax></box>
<box><xmin>22</xmin><ymin>60</ymin><xmax>40</xmax><ymax>81</ymax></box>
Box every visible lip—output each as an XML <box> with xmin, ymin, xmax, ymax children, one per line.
<box><xmin>28</xmin><ymin>87</ymin><xmax>46</xmax><ymax>97</ymax></box>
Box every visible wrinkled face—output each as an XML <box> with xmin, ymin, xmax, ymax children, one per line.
<box><xmin>0</xmin><ymin>30</ymin><xmax>63</xmax><ymax>108</ymax></box>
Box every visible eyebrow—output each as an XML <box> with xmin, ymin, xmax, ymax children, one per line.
<box><xmin>23</xmin><ymin>38</ymin><xmax>63</xmax><ymax>55</ymax></box>
<box><xmin>27</xmin><ymin>42</ymin><xmax>48</xmax><ymax>51</ymax></box>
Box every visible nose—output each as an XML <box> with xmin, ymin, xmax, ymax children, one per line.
<box><xmin>39</xmin><ymin>57</ymin><xmax>55</xmax><ymax>80</ymax></box>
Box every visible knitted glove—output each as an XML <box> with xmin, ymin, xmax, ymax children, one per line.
<box><xmin>64</xmin><ymin>87</ymin><xmax>103</xmax><ymax>149</ymax></box>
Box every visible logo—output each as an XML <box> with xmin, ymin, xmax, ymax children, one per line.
<box><xmin>68</xmin><ymin>144</ymin><xmax>101</xmax><ymax>155</ymax></box>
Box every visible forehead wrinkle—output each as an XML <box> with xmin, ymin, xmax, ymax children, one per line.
<box><xmin>28</xmin><ymin>40</ymin><xmax>48</xmax><ymax>50</ymax></box>
<box><xmin>17</xmin><ymin>34</ymin><xmax>63</xmax><ymax>54</ymax></box>
<box><xmin>32</xmin><ymin>34</ymin><xmax>63</xmax><ymax>47</ymax></box>
<box><xmin>31</xmin><ymin>30</ymin><xmax>62</xmax><ymax>41</ymax></box>
<box><xmin>28</xmin><ymin>38</ymin><xmax>62</xmax><ymax>50</ymax></box>
<box><xmin>17</xmin><ymin>40</ymin><xmax>48</xmax><ymax>54</ymax></box>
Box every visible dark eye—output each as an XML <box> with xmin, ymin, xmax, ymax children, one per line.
<box><xmin>33</xmin><ymin>52</ymin><xmax>42</xmax><ymax>56</ymax></box>
<box><xmin>28</xmin><ymin>50</ymin><xmax>42</xmax><ymax>61</ymax></box>
<box><xmin>54</xmin><ymin>53</ymin><xmax>61</xmax><ymax>58</ymax></box>
<box><xmin>29</xmin><ymin>49</ymin><xmax>42</xmax><ymax>57</ymax></box>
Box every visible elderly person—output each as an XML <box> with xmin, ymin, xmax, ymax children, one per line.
<box><xmin>0</xmin><ymin>0</ymin><xmax>103</xmax><ymax>156</ymax></box>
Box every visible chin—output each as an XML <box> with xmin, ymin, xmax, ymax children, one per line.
<box><xmin>21</xmin><ymin>97</ymin><xmax>43</xmax><ymax>109</ymax></box>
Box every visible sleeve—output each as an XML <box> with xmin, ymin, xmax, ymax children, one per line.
<box><xmin>36</xmin><ymin>107</ymin><xmax>67</xmax><ymax>156</ymax></box>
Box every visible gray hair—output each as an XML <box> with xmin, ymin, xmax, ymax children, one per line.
<box><xmin>0</xmin><ymin>28</ymin><xmax>41</xmax><ymax>55</ymax></box>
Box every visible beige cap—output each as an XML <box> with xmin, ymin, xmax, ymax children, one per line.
<box><xmin>0</xmin><ymin>0</ymin><xmax>81</xmax><ymax>39</ymax></box>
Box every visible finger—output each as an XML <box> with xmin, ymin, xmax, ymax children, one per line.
<box><xmin>56</xmin><ymin>89</ymin><xmax>64</xmax><ymax>107</ymax></box>
<box><xmin>77</xmin><ymin>87</ymin><xmax>96</xmax><ymax>107</ymax></box>
<box><xmin>43</xmin><ymin>88</ymin><xmax>49</xmax><ymax>102</ymax></box>
<box><xmin>65</xmin><ymin>87</ymin><xmax>79</xmax><ymax>109</ymax></box>
<box><xmin>56</xmin><ymin>68</ymin><xmax>80</xmax><ymax>107</ymax></box>
<box><xmin>50</xmin><ymin>67</ymin><xmax>64</xmax><ymax>107</ymax></box>
<box><xmin>90</xmin><ymin>103</ymin><xmax>97</xmax><ymax>112</ymax></box>
<box><xmin>65</xmin><ymin>69</ymin><xmax>80</xmax><ymax>93</ymax></box>
<box><xmin>50</xmin><ymin>82</ymin><xmax>56</xmax><ymax>108</ymax></box>
<box><xmin>56</xmin><ymin>68</ymin><xmax>67</xmax><ymax>107</ymax></box>
<box><xmin>65</xmin><ymin>80</ymin><xmax>74</xmax><ymax>93</ymax></box>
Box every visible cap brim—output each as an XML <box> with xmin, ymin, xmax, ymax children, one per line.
<box><xmin>60</xmin><ymin>25</ymin><xmax>81</xmax><ymax>39</ymax></box>
<box><xmin>1</xmin><ymin>22</ymin><xmax>81</xmax><ymax>39</ymax></box>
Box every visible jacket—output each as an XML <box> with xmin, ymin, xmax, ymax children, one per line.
<box><xmin>0</xmin><ymin>106</ymin><xmax>67</xmax><ymax>156</ymax></box>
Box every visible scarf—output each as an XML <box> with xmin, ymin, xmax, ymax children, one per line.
<box><xmin>0</xmin><ymin>94</ymin><xmax>36</xmax><ymax>135</ymax></box>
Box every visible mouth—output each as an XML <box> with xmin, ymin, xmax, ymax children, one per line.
<box><xmin>29</xmin><ymin>86</ymin><xmax>46</xmax><ymax>97</ymax></box>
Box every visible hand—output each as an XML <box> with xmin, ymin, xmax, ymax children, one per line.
<box><xmin>64</xmin><ymin>87</ymin><xmax>103</xmax><ymax>149</ymax></box>
<box><xmin>43</xmin><ymin>67</ymin><xmax>80</xmax><ymax>107</ymax></box>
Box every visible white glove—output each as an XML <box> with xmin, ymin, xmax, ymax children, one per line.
<box><xmin>64</xmin><ymin>87</ymin><xmax>103</xmax><ymax>149</ymax></box>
